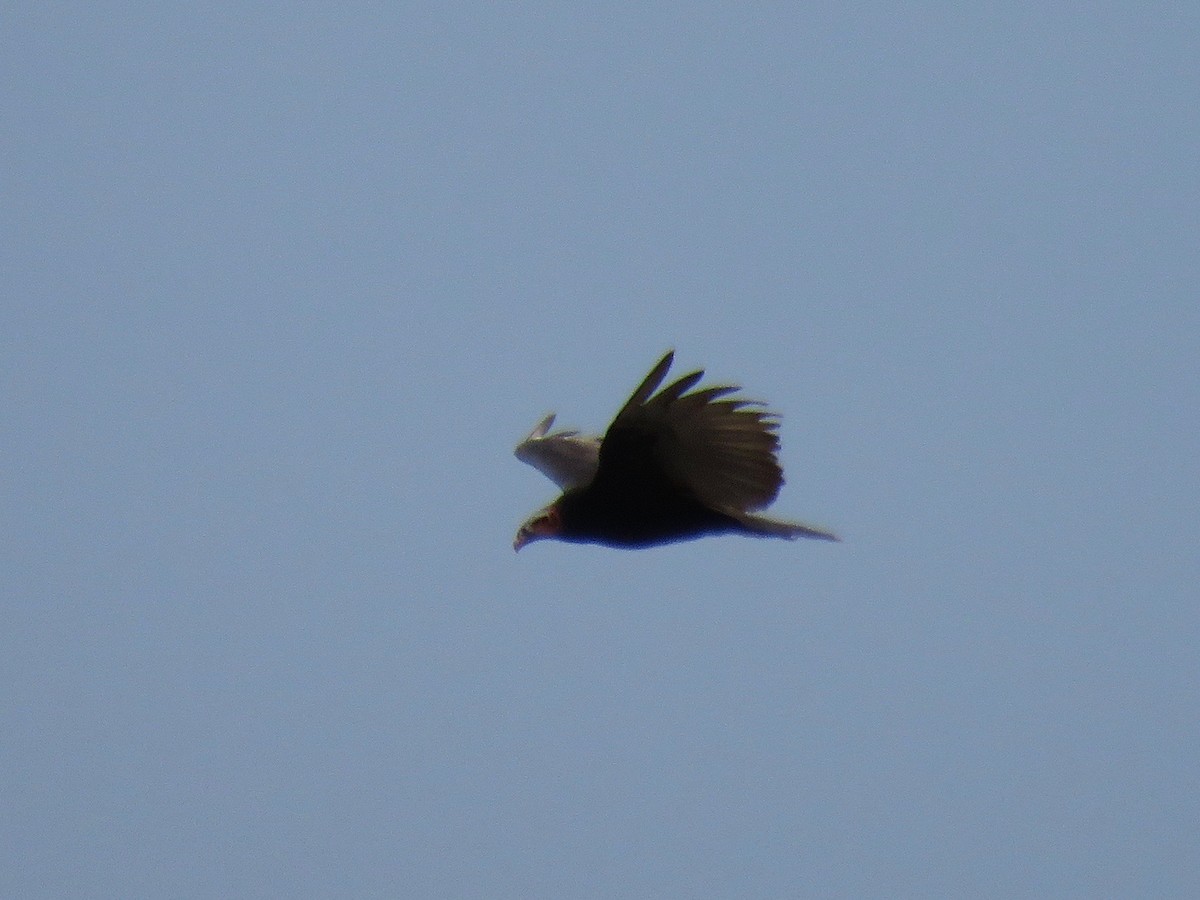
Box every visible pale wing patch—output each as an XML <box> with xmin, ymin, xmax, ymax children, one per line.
<box><xmin>514</xmin><ymin>414</ymin><xmax>601</xmax><ymax>489</ymax></box>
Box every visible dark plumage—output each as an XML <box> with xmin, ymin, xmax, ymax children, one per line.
<box><xmin>513</xmin><ymin>352</ymin><xmax>838</xmax><ymax>550</ymax></box>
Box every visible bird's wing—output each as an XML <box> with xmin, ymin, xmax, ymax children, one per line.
<box><xmin>594</xmin><ymin>351</ymin><xmax>785</xmax><ymax>512</ymax></box>
<box><xmin>514</xmin><ymin>413</ymin><xmax>602</xmax><ymax>489</ymax></box>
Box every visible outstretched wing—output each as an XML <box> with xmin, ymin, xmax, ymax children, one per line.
<box><xmin>592</xmin><ymin>351</ymin><xmax>786</xmax><ymax>513</ymax></box>
<box><xmin>514</xmin><ymin>413</ymin><xmax>601</xmax><ymax>490</ymax></box>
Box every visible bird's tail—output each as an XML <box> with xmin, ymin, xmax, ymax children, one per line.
<box><xmin>732</xmin><ymin>511</ymin><xmax>840</xmax><ymax>542</ymax></box>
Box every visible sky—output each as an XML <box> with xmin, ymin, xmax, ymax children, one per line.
<box><xmin>4</xmin><ymin>3</ymin><xmax>1198</xmax><ymax>897</ymax></box>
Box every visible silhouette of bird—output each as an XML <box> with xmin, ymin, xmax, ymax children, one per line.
<box><xmin>514</xmin><ymin>352</ymin><xmax>838</xmax><ymax>550</ymax></box>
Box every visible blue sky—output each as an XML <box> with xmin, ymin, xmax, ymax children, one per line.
<box><xmin>4</xmin><ymin>4</ymin><xmax>1198</xmax><ymax>897</ymax></box>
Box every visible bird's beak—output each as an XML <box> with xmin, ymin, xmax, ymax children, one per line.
<box><xmin>513</xmin><ymin>527</ymin><xmax>531</xmax><ymax>552</ymax></box>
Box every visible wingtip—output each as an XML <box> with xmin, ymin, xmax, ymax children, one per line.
<box><xmin>517</xmin><ymin>413</ymin><xmax>556</xmax><ymax>445</ymax></box>
<box><xmin>652</xmin><ymin>350</ymin><xmax>675</xmax><ymax>381</ymax></box>
<box><xmin>623</xmin><ymin>351</ymin><xmax>677</xmax><ymax>410</ymax></box>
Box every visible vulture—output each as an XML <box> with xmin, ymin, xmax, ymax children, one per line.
<box><xmin>513</xmin><ymin>352</ymin><xmax>838</xmax><ymax>550</ymax></box>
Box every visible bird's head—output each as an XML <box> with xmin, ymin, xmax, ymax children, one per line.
<box><xmin>513</xmin><ymin>503</ymin><xmax>563</xmax><ymax>552</ymax></box>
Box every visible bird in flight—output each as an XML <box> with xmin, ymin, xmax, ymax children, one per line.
<box><xmin>513</xmin><ymin>351</ymin><xmax>838</xmax><ymax>550</ymax></box>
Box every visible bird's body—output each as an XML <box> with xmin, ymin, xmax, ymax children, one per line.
<box><xmin>554</xmin><ymin>481</ymin><xmax>748</xmax><ymax>548</ymax></box>
<box><xmin>513</xmin><ymin>352</ymin><xmax>838</xmax><ymax>551</ymax></box>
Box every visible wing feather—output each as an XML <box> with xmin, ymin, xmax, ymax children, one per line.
<box><xmin>514</xmin><ymin>414</ymin><xmax>601</xmax><ymax>489</ymax></box>
<box><xmin>595</xmin><ymin>353</ymin><xmax>789</xmax><ymax>513</ymax></box>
